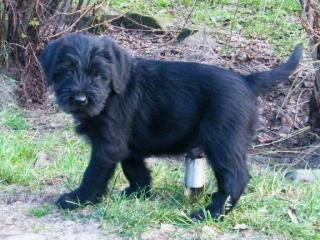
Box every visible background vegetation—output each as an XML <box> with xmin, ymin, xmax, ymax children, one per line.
<box><xmin>0</xmin><ymin>0</ymin><xmax>320</xmax><ymax>239</ymax></box>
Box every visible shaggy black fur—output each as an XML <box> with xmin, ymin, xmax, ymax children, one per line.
<box><xmin>40</xmin><ymin>33</ymin><xmax>303</xmax><ymax>220</ymax></box>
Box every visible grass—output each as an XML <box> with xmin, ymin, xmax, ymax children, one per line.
<box><xmin>29</xmin><ymin>204</ymin><xmax>52</xmax><ymax>218</ymax></box>
<box><xmin>107</xmin><ymin>0</ymin><xmax>305</xmax><ymax>56</ymax></box>
<box><xmin>0</xmin><ymin>129</ymin><xmax>88</xmax><ymax>186</ymax></box>
<box><xmin>95</xmin><ymin>164</ymin><xmax>320</xmax><ymax>239</ymax></box>
<box><xmin>0</xmin><ymin>108</ymin><xmax>88</xmax><ymax>185</ymax></box>
<box><xmin>0</xmin><ymin>104</ymin><xmax>319</xmax><ymax>239</ymax></box>
<box><xmin>0</xmin><ymin>105</ymin><xmax>28</xmax><ymax>130</ymax></box>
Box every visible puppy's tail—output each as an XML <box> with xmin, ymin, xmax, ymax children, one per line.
<box><xmin>245</xmin><ymin>44</ymin><xmax>303</xmax><ymax>95</ymax></box>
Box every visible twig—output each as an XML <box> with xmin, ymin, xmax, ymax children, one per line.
<box><xmin>180</xmin><ymin>0</ymin><xmax>198</xmax><ymax>30</ymax></box>
<box><xmin>293</xmin><ymin>88</ymin><xmax>309</xmax><ymax>126</ymax></box>
<box><xmin>228</xmin><ymin>0</ymin><xmax>240</xmax><ymax>45</ymax></box>
<box><xmin>56</xmin><ymin>0</ymin><xmax>72</xmax><ymax>32</ymax></box>
<box><xmin>289</xmin><ymin>143</ymin><xmax>320</xmax><ymax>166</ymax></box>
<box><xmin>252</xmin><ymin>126</ymin><xmax>311</xmax><ymax>148</ymax></box>
<box><xmin>278</xmin><ymin>64</ymin><xmax>308</xmax><ymax>117</ymax></box>
<box><xmin>48</xmin><ymin>2</ymin><xmax>102</xmax><ymax>39</ymax></box>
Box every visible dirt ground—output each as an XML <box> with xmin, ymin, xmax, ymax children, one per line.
<box><xmin>0</xmin><ymin>185</ymin><xmax>119</xmax><ymax>240</ymax></box>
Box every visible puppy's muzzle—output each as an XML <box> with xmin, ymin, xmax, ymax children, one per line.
<box><xmin>73</xmin><ymin>94</ymin><xmax>88</xmax><ymax>106</ymax></box>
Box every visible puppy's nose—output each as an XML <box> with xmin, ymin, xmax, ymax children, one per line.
<box><xmin>73</xmin><ymin>94</ymin><xmax>88</xmax><ymax>106</ymax></box>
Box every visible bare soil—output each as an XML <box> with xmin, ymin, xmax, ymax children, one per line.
<box><xmin>0</xmin><ymin>185</ymin><xmax>121</xmax><ymax>240</ymax></box>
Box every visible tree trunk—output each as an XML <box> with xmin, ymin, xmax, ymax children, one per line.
<box><xmin>300</xmin><ymin>0</ymin><xmax>320</xmax><ymax>130</ymax></box>
<box><xmin>0</xmin><ymin>0</ymin><xmax>99</xmax><ymax>105</ymax></box>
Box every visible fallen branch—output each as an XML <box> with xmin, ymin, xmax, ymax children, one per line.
<box><xmin>252</xmin><ymin>126</ymin><xmax>311</xmax><ymax>148</ymax></box>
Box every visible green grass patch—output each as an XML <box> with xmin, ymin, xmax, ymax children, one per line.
<box><xmin>0</xmin><ymin>105</ymin><xmax>28</xmax><ymax>130</ymax></box>
<box><xmin>1</xmin><ymin>105</ymin><xmax>319</xmax><ymax>239</ymax></box>
<box><xmin>0</xmin><ymin>130</ymin><xmax>38</xmax><ymax>183</ymax></box>
<box><xmin>29</xmin><ymin>204</ymin><xmax>52</xmax><ymax>218</ymax></box>
<box><xmin>91</xmin><ymin>163</ymin><xmax>320</xmax><ymax>239</ymax></box>
<box><xmin>0</xmin><ymin>111</ymin><xmax>88</xmax><ymax>185</ymax></box>
<box><xmin>225</xmin><ymin>169</ymin><xmax>320</xmax><ymax>239</ymax></box>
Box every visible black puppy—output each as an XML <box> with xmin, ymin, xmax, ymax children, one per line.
<box><xmin>40</xmin><ymin>33</ymin><xmax>302</xmax><ymax>220</ymax></box>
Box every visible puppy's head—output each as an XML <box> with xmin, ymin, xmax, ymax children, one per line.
<box><xmin>40</xmin><ymin>33</ymin><xmax>132</xmax><ymax>118</ymax></box>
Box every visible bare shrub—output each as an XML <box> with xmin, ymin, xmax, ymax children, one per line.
<box><xmin>0</xmin><ymin>0</ymin><xmax>102</xmax><ymax>106</ymax></box>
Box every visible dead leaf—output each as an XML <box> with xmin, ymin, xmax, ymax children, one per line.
<box><xmin>35</xmin><ymin>152</ymin><xmax>53</xmax><ymax>167</ymax></box>
<box><xmin>257</xmin><ymin>207</ymin><xmax>268</xmax><ymax>214</ymax></box>
<box><xmin>233</xmin><ymin>224</ymin><xmax>249</xmax><ymax>231</ymax></box>
<box><xmin>257</xmin><ymin>133</ymin><xmax>273</xmax><ymax>143</ymax></box>
<box><xmin>160</xmin><ymin>223</ymin><xmax>176</xmax><ymax>232</ymax></box>
<box><xmin>302</xmin><ymin>80</ymin><xmax>313</xmax><ymax>88</ymax></box>
<box><xmin>287</xmin><ymin>207</ymin><xmax>298</xmax><ymax>224</ymax></box>
<box><xmin>201</xmin><ymin>226</ymin><xmax>217</xmax><ymax>237</ymax></box>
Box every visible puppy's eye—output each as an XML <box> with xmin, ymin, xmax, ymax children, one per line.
<box><xmin>92</xmin><ymin>70</ymin><xmax>102</xmax><ymax>79</ymax></box>
<box><xmin>66</xmin><ymin>70</ymin><xmax>73</xmax><ymax>76</ymax></box>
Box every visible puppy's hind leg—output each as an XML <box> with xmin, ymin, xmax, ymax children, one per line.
<box><xmin>121</xmin><ymin>155</ymin><xmax>152</xmax><ymax>197</ymax></box>
<box><xmin>190</xmin><ymin>135</ymin><xmax>249</xmax><ymax>220</ymax></box>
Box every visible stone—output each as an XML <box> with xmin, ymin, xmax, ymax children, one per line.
<box><xmin>285</xmin><ymin>169</ymin><xmax>320</xmax><ymax>182</ymax></box>
<box><xmin>176</xmin><ymin>28</ymin><xmax>198</xmax><ymax>43</ymax></box>
<box><xmin>111</xmin><ymin>13</ymin><xmax>162</xmax><ymax>31</ymax></box>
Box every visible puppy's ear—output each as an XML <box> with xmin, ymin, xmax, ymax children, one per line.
<box><xmin>40</xmin><ymin>38</ymin><xmax>62</xmax><ymax>86</ymax></box>
<box><xmin>103</xmin><ymin>38</ymin><xmax>132</xmax><ymax>94</ymax></box>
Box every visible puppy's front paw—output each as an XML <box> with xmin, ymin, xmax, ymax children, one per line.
<box><xmin>120</xmin><ymin>187</ymin><xmax>136</xmax><ymax>197</ymax></box>
<box><xmin>190</xmin><ymin>209</ymin><xmax>223</xmax><ymax>221</ymax></box>
<box><xmin>56</xmin><ymin>191</ymin><xmax>82</xmax><ymax>210</ymax></box>
<box><xmin>120</xmin><ymin>186</ymin><xmax>151</xmax><ymax>198</ymax></box>
<box><xmin>190</xmin><ymin>210</ymin><xmax>205</xmax><ymax>220</ymax></box>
